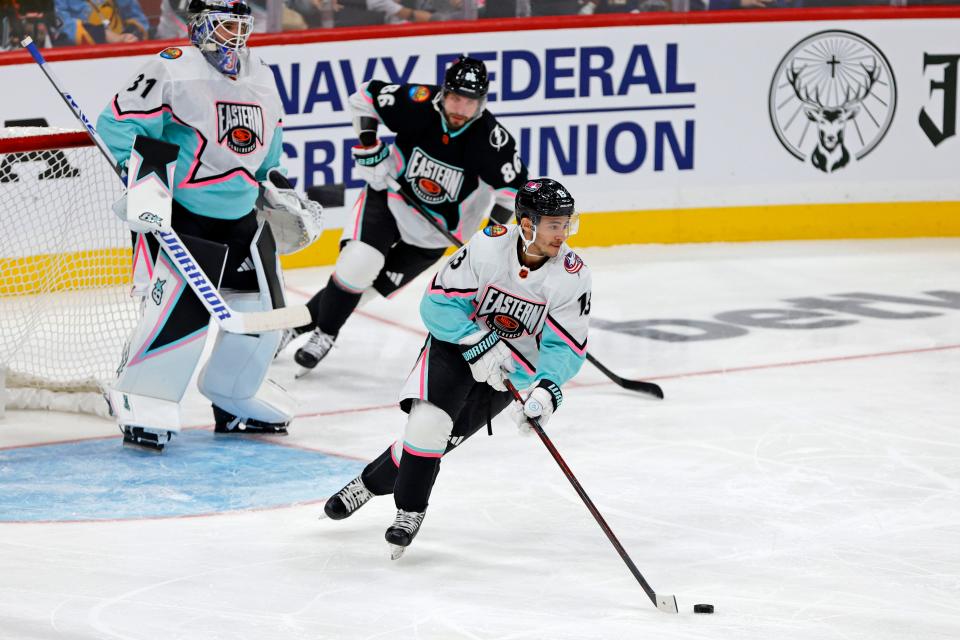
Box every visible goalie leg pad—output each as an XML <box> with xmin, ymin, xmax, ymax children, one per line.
<box><xmin>197</xmin><ymin>292</ymin><xmax>294</xmax><ymax>425</ymax></box>
<box><xmin>110</xmin><ymin>246</ymin><xmax>219</xmax><ymax>433</ymax></box>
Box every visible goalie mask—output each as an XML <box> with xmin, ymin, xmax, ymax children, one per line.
<box><xmin>188</xmin><ymin>0</ymin><xmax>253</xmax><ymax>77</ymax></box>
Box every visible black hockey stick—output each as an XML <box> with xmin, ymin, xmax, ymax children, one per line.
<box><xmin>585</xmin><ymin>353</ymin><xmax>663</xmax><ymax>398</ymax></box>
<box><xmin>504</xmin><ymin>379</ymin><xmax>677</xmax><ymax>613</ymax></box>
<box><xmin>385</xmin><ymin>176</ymin><xmax>664</xmax><ymax>399</ymax></box>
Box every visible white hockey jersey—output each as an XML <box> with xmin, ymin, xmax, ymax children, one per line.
<box><xmin>420</xmin><ymin>224</ymin><xmax>592</xmax><ymax>390</ymax></box>
<box><xmin>97</xmin><ymin>45</ymin><xmax>284</xmax><ymax>219</ymax></box>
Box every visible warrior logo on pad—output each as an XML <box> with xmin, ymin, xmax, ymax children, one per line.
<box><xmin>216</xmin><ymin>102</ymin><xmax>264</xmax><ymax>155</ymax></box>
<box><xmin>477</xmin><ymin>286</ymin><xmax>545</xmax><ymax>339</ymax></box>
<box><xmin>405</xmin><ymin>147</ymin><xmax>464</xmax><ymax>205</ymax></box>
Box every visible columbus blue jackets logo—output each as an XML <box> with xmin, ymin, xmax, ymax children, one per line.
<box><xmin>160</xmin><ymin>47</ymin><xmax>182</xmax><ymax>59</ymax></box>
<box><xmin>216</xmin><ymin>101</ymin><xmax>264</xmax><ymax>155</ymax></box>
<box><xmin>563</xmin><ymin>251</ymin><xmax>584</xmax><ymax>274</ymax></box>
<box><xmin>405</xmin><ymin>147</ymin><xmax>465</xmax><ymax>205</ymax></box>
<box><xmin>484</xmin><ymin>224</ymin><xmax>507</xmax><ymax>237</ymax></box>
<box><xmin>477</xmin><ymin>286</ymin><xmax>546</xmax><ymax>339</ymax></box>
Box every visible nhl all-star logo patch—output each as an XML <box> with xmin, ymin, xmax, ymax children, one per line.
<box><xmin>563</xmin><ymin>251</ymin><xmax>583</xmax><ymax>274</ymax></box>
<box><xmin>489</xmin><ymin>125</ymin><xmax>509</xmax><ymax>150</ymax></box>
<box><xmin>405</xmin><ymin>147</ymin><xmax>465</xmax><ymax>205</ymax></box>
<box><xmin>409</xmin><ymin>85</ymin><xmax>431</xmax><ymax>102</ymax></box>
<box><xmin>477</xmin><ymin>286</ymin><xmax>546</xmax><ymax>339</ymax></box>
<box><xmin>484</xmin><ymin>224</ymin><xmax>508</xmax><ymax>237</ymax></box>
<box><xmin>216</xmin><ymin>101</ymin><xmax>265</xmax><ymax>155</ymax></box>
<box><xmin>769</xmin><ymin>30</ymin><xmax>896</xmax><ymax>174</ymax></box>
<box><xmin>159</xmin><ymin>47</ymin><xmax>182</xmax><ymax>59</ymax></box>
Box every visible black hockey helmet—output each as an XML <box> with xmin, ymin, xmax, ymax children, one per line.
<box><xmin>443</xmin><ymin>56</ymin><xmax>489</xmax><ymax>100</ymax></box>
<box><xmin>516</xmin><ymin>178</ymin><xmax>576</xmax><ymax>225</ymax></box>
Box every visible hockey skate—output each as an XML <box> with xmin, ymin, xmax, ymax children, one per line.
<box><xmin>385</xmin><ymin>509</ymin><xmax>426</xmax><ymax>560</ymax></box>
<box><xmin>321</xmin><ymin>476</ymin><xmax>374</xmax><ymax>520</ymax></box>
<box><xmin>121</xmin><ymin>425</ymin><xmax>173</xmax><ymax>453</ymax></box>
<box><xmin>293</xmin><ymin>329</ymin><xmax>336</xmax><ymax>378</ymax></box>
<box><xmin>212</xmin><ymin>404</ymin><xmax>289</xmax><ymax>436</ymax></box>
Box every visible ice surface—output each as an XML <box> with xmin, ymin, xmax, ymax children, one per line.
<box><xmin>1</xmin><ymin>238</ymin><xmax>959</xmax><ymax>639</ymax></box>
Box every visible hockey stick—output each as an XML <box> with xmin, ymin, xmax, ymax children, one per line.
<box><xmin>385</xmin><ymin>175</ymin><xmax>664</xmax><ymax>399</ymax></box>
<box><xmin>22</xmin><ymin>37</ymin><xmax>311</xmax><ymax>334</ymax></box>
<box><xmin>504</xmin><ymin>379</ymin><xmax>678</xmax><ymax>613</ymax></box>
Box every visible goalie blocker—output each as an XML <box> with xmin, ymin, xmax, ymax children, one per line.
<box><xmin>110</xmin><ymin>135</ymin><xmax>305</xmax><ymax>452</ymax></box>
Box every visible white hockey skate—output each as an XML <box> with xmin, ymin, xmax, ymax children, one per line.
<box><xmin>385</xmin><ymin>509</ymin><xmax>426</xmax><ymax>560</ymax></box>
<box><xmin>294</xmin><ymin>329</ymin><xmax>336</xmax><ymax>378</ymax></box>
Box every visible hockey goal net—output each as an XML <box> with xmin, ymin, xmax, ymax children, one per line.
<box><xmin>0</xmin><ymin>127</ymin><xmax>139</xmax><ymax>416</ymax></box>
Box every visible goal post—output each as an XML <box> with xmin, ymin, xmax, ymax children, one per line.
<box><xmin>0</xmin><ymin>126</ymin><xmax>139</xmax><ymax>417</ymax></box>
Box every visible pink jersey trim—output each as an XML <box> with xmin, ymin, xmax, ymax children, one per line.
<box><xmin>132</xmin><ymin>233</ymin><xmax>153</xmax><ymax>280</ymax></box>
<box><xmin>350</xmin><ymin>189</ymin><xmax>366</xmax><ymax>240</ymax></box>
<box><xmin>545</xmin><ymin>317</ymin><xmax>588</xmax><ymax>356</ymax></box>
<box><xmin>417</xmin><ymin>341</ymin><xmax>430</xmax><ymax>400</ymax></box>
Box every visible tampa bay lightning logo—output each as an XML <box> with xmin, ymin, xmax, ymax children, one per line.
<box><xmin>151</xmin><ymin>279</ymin><xmax>166</xmax><ymax>306</ymax></box>
<box><xmin>489</xmin><ymin>125</ymin><xmax>509</xmax><ymax>150</ymax></box>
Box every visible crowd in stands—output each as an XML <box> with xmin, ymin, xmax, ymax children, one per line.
<box><xmin>0</xmin><ymin>0</ymin><xmax>950</xmax><ymax>50</ymax></box>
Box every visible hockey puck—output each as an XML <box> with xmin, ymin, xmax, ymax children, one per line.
<box><xmin>693</xmin><ymin>604</ymin><xmax>714</xmax><ymax>614</ymax></box>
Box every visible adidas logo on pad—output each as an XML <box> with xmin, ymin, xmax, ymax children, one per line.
<box><xmin>236</xmin><ymin>258</ymin><xmax>255</xmax><ymax>272</ymax></box>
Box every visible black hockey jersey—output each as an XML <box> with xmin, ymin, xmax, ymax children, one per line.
<box><xmin>348</xmin><ymin>80</ymin><xmax>527</xmax><ymax>247</ymax></box>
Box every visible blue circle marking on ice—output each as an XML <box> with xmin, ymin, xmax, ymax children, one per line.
<box><xmin>0</xmin><ymin>431</ymin><xmax>365</xmax><ymax>522</ymax></box>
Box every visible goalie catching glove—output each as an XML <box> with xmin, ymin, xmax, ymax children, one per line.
<box><xmin>458</xmin><ymin>330</ymin><xmax>515</xmax><ymax>391</ymax></box>
<box><xmin>511</xmin><ymin>379</ymin><xmax>563</xmax><ymax>433</ymax></box>
<box><xmin>256</xmin><ymin>169</ymin><xmax>324</xmax><ymax>255</ymax></box>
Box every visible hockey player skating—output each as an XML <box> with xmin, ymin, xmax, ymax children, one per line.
<box><xmin>321</xmin><ymin>178</ymin><xmax>591</xmax><ymax>559</ymax></box>
<box><xmin>279</xmin><ymin>56</ymin><xmax>529</xmax><ymax>377</ymax></box>
<box><xmin>97</xmin><ymin>0</ymin><xmax>322</xmax><ymax>452</ymax></box>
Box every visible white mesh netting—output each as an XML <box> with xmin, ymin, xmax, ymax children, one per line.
<box><xmin>0</xmin><ymin>127</ymin><xmax>139</xmax><ymax>416</ymax></box>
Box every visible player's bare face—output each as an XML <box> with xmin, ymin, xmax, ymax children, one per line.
<box><xmin>521</xmin><ymin>217</ymin><xmax>571</xmax><ymax>262</ymax></box>
<box><xmin>443</xmin><ymin>93</ymin><xmax>479</xmax><ymax>129</ymax></box>
<box><xmin>534</xmin><ymin>218</ymin><xmax>571</xmax><ymax>257</ymax></box>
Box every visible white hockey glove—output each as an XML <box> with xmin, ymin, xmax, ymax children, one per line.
<box><xmin>351</xmin><ymin>140</ymin><xmax>391</xmax><ymax>191</ymax></box>
<box><xmin>458</xmin><ymin>330</ymin><xmax>515</xmax><ymax>391</ymax></box>
<box><xmin>256</xmin><ymin>169</ymin><xmax>324</xmax><ymax>255</ymax></box>
<box><xmin>511</xmin><ymin>380</ymin><xmax>563</xmax><ymax>434</ymax></box>
<box><xmin>111</xmin><ymin>193</ymin><xmax>171</xmax><ymax>234</ymax></box>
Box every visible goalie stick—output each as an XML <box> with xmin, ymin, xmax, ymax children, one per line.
<box><xmin>505</xmin><ymin>379</ymin><xmax>678</xmax><ymax>613</ymax></box>
<box><xmin>21</xmin><ymin>37</ymin><xmax>311</xmax><ymax>334</ymax></box>
<box><xmin>384</xmin><ymin>176</ymin><xmax>664</xmax><ymax>399</ymax></box>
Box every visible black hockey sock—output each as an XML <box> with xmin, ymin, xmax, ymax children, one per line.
<box><xmin>312</xmin><ymin>275</ymin><xmax>363</xmax><ymax>336</ymax></box>
<box><xmin>361</xmin><ymin>445</ymin><xmax>400</xmax><ymax>495</ymax></box>
<box><xmin>394</xmin><ymin>454</ymin><xmax>441</xmax><ymax>512</ymax></box>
